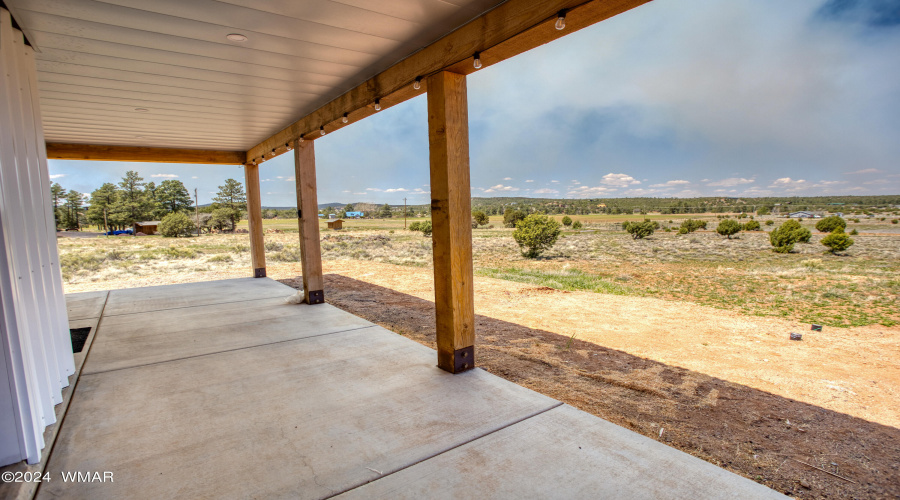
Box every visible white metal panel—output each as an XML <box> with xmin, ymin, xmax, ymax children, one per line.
<box><xmin>0</xmin><ymin>8</ymin><xmax>74</xmax><ymax>467</ymax></box>
<box><xmin>25</xmin><ymin>43</ymin><xmax>75</xmax><ymax>379</ymax></box>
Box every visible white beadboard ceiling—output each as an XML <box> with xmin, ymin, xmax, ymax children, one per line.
<box><xmin>5</xmin><ymin>0</ymin><xmax>506</xmax><ymax>151</ymax></box>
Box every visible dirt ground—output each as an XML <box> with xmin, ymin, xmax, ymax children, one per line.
<box><xmin>65</xmin><ymin>260</ymin><xmax>900</xmax><ymax>498</ymax></box>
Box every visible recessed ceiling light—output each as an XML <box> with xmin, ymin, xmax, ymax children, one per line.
<box><xmin>226</xmin><ymin>33</ymin><xmax>248</xmax><ymax>42</ymax></box>
<box><xmin>134</xmin><ymin>108</ymin><xmax>149</xmax><ymax>112</ymax></box>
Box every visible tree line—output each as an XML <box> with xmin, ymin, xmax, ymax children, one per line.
<box><xmin>53</xmin><ymin>171</ymin><xmax>247</xmax><ymax>233</ymax></box>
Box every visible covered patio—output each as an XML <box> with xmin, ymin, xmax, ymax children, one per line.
<box><xmin>0</xmin><ymin>0</ymin><xmax>790</xmax><ymax>497</ymax></box>
<box><xmin>36</xmin><ymin>278</ymin><xmax>780</xmax><ymax>498</ymax></box>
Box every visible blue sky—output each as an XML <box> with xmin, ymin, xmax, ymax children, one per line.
<box><xmin>48</xmin><ymin>0</ymin><xmax>900</xmax><ymax>206</ymax></box>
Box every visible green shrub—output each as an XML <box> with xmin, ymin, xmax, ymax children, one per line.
<box><xmin>270</xmin><ymin>245</ymin><xmax>301</xmax><ymax>262</ymax></box>
<box><xmin>159</xmin><ymin>212</ymin><xmax>195</xmax><ymax>237</ymax></box>
<box><xmin>743</xmin><ymin>220</ymin><xmax>761</xmax><ymax>231</ymax></box>
<box><xmin>765</xmin><ymin>220</ymin><xmax>775</xmax><ymax>226</ymax></box>
<box><xmin>769</xmin><ymin>220</ymin><xmax>811</xmax><ymax>253</ymax></box>
<box><xmin>419</xmin><ymin>220</ymin><xmax>432</xmax><ymax>237</ymax></box>
<box><xmin>892</xmin><ymin>219</ymin><xmax>899</xmax><ymax>224</ymax></box>
<box><xmin>503</xmin><ymin>209</ymin><xmax>526</xmax><ymax>228</ymax></box>
<box><xmin>815</xmin><ymin>216</ymin><xmax>846</xmax><ymax>233</ymax></box>
<box><xmin>561</xmin><ymin>215</ymin><xmax>572</xmax><ymax>227</ymax></box>
<box><xmin>821</xmin><ymin>228</ymin><xmax>854</xmax><ymax>254</ymax></box>
<box><xmin>161</xmin><ymin>246</ymin><xmax>197</xmax><ymax>259</ymax></box>
<box><xmin>571</xmin><ymin>221</ymin><xmax>583</xmax><ymax>230</ymax></box>
<box><xmin>265</xmin><ymin>241</ymin><xmax>284</xmax><ymax>252</ymax></box>
<box><xmin>207</xmin><ymin>254</ymin><xmax>232</xmax><ymax>263</ymax></box>
<box><xmin>513</xmin><ymin>214</ymin><xmax>561</xmax><ymax>258</ymax></box>
<box><xmin>624</xmin><ymin>220</ymin><xmax>656</xmax><ymax>240</ymax></box>
<box><xmin>472</xmin><ymin>210</ymin><xmax>489</xmax><ymax>226</ymax></box>
<box><xmin>679</xmin><ymin>219</ymin><xmax>706</xmax><ymax>234</ymax></box>
<box><xmin>716</xmin><ymin>219</ymin><xmax>742</xmax><ymax>239</ymax></box>
<box><xmin>409</xmin><ymin>221</ymin><xmax>421</xmax><ymax>232</ymax></box>
<box><xmin>849</xmin><ymin>228</ymin><xmax>858</xmax><ymax>235</ymax></box>
<box><xmin>757</xmin><ymin>207</ymin><xmax>771</xmax><ymax>216</ymax></box>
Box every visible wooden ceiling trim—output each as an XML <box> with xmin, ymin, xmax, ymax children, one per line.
<box><xmin>46</xmin><ymin>143</ymin><xmax>246</xmax><ymax>165</ymax></box>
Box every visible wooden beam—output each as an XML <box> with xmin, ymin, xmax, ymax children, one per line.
<box><xmin>293</xmin><ymin>139</ymin><xmax>324</xmax><ymax>304</ymax></box>
<box><xmin>247</xmin><ymin>0</ymin><xmax>651</xmax><ymax>164</ymax></box>
<box><xmin>46</xmin><ymin>143</ymin><xmax>245</xmax><ymax>165</ymax></box>
<box><xmin>244</xmin><ymin>162</ymin><xmax>266</xmax><ymax>278</ymax></box>
<box><xmin>428</xmin><ymin>71</ymin><xmax>475</xmax><ymax>374</ymax></box>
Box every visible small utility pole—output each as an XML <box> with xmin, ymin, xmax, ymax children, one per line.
<box><xmin>194</xmin><ymin>188</ymin><xmax>200</xmax><ymax>236</ymax></box>
<box><xmin>404</xmin><ymin>197</ymin><xmax>407</xmax><ymax>229</ymax></box>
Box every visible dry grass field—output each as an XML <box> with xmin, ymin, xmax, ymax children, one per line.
<box><xmin>57</xmin><ymin>214</ymin><xmax>900</xmax><ymax>498</ymax></box>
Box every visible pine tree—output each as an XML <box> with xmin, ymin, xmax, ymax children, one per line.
<box><xmin>63</xmin><ymin>190</ymin><xmax>84</xmax><ymax>230</ymax></box>
<box><xmin>50</xmin><ymin>182</ymin><xmax>67</xmax><ymax>228</ymax></box>
<box><xmin>156</xmin><ymin>180</ymin><xmax>193</xmax><ymax>215</ymax></box>
<box><xmin>86</xmin><ymin>183</ymin><xmax>118</xmax><ymax>231</ymax></box>
<box><xmin>114</xmin><ymin>170</ymin><xmax>152</xmax><ymax>225</ymax></box>
<box><xmin>213</xmin><ymin>179</ymin><xmax>246</xmax><ymax>231</ymax></box>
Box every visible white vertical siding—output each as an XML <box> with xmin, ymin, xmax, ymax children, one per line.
<box><xmin>0</xmin><ymin>8</ymin><xmax>74</xmax><ymax>467</ymax></box>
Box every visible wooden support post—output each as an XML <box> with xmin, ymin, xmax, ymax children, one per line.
<box><xmin>244</xmin><ymin>162</ymin><xmax>266</xmax><ymax>278</ymax></box>
<box><xmin>293</xmin><ymin>139</ymin><xmax>325</xmax><ymax>304</ymax></box>
<box><xmin>427</xmin><ymin>71</ymin><xmax>475</xmax><ymax>374</ymax></box>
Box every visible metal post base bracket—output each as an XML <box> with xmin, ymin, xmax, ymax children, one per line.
<box><xmin>307</xmin><ymin>290</ymin><xmax>325</xmax><ymax>304</ymax></box>
<box><xmin>438</xmin><ymin>346</ymin><xmax>475</xmax><ymax>374</ymax></box>
<box><xmin>254</xmin><ymin>268</ymin><xmax>267</xmax><ymax>278</ymax></box>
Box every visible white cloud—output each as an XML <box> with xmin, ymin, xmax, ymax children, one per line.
<box><xmin>49</xmin><ymin>174</ymin><xmax>65</xmax><ymax>179</ymax></box>
<box><xmin>649</xmin><ymin>179</ymin><xmax>690</xmax><ymax>188</ymax></box>
<box><xmin>366</xmin><ymin>188</ymin><xmax>382</xmax><ymax>191</ymax></box>
<box><xmin>600</xmin><ymin>173</ymin><xmax>641</xmax><ymax>187</ymax></box>
<box><xmin>769</xmin><ymin>177</ymin><xmax>809</xmax><ymax>192</ymax></box>
<box><xmin>284</xmin><ymin>176</ymin><xmax>294</xmax><ymax>182</ymax></box>
<box><xmin>567</xmin><ymin>185</ymin><xmax>618</xmax><ymax>197</ymax></box>
<box><xmin>551</xmin><ymin>180</ymin><xmax>559</xmax><ymax>183</ymax></box>
<box><xmin>844</xmin><ymin>168</ymin><xmax>883</xmax><ymax>175</ymax></box>
<box><xmin>191</xmin><ymin>176</ymin><xmax>199</xmax><ymax>179</ymax></box>
<box><xmin>706</xmin><ymin>177</ymin><xmax>754</xmax><ymax>187</ymax></box>
<box><xmin>384</xmin><ymin>188</ymin><xmax>408</xmax><ymax>193</ymax></box>
<box><xmin>811</xmin><ymin>180</ymin><xmax>847</xmax><ymax>188</ymax></box>
<box><xmin>503</xmin><ymin>177</ymin><xmax>513</xmax><ymax>181</ymax></box>
<box><xmin>483</xmin><ymin>184</ymin><xmax>519</xmax><ymax>193</ymax></box>
<box><xmin>152</xmin><ymin>174</ymin><xmax>178</xmax><ymax>178</ymax></box>
<box><xmin>525</xmin><ymin>179</ymin><xmax>534</xmax><ymax>183</ymax></box>
<box><xmin>533</xmin><ymin>188</ymin><xmax>559</xmax><ymax>194</ymax></box>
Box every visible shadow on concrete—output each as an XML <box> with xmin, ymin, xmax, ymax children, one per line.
<box><xmin>282</xmin><ymin>274</ymin><xmax>900</xmax><ymax>499</ymax></box>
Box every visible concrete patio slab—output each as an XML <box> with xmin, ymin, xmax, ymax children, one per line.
<box><xmin>83</xmin><ymin>297</ymin><xmax>373</xmax><ymax>374</ymax></box>
<box><xmin>64</xmin><ymin>290</ymin><xmax>108</xmax><ymax>320</ymax></box>
<box><xmin>101</xmin><ymin>277</ymin><xmax>294</xmax><ymax>316</ymax></box>
<box><xmin>338</xmin><ymin>404</ymin><xmax>786</xmax><ymax>500</ymax></box>
<box><xmin>38</xmin><ymin>327</ymin><xmax>559</xmax><ymax>500</ymax></box>
<box><xmin>35</xmin><ymin>279</ymin><xmax>786</xmax><ymax>500</ymax></box>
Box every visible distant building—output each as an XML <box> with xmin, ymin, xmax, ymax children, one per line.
<box><xmin>327</xmin><ymin>219</ymin><xmax>344</xmax><ymax>230</ymax></box>
<box><xmin>787</xmin><ymin>211</ymin><xmax>824</xmax><ymax>219</ymax></box>
<box><xmin>328</xmin><ymin>214</ymin><xmax>337</xmax><ymax>219</ymax></box>
<box><xmin>345</xmin><ymin>211</ymin><xmax>364</xmax><ymax>218</ymax></box>
<box><xmin>133</xmin><ymin>221</ymin><xmax>159</xmax><ymax>235</ymax></box>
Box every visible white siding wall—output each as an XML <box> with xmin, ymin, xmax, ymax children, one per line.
<box><xmin>0</xmin><ymin>8</ymin><xmax>74</xmax><ymax>467</ymax></box>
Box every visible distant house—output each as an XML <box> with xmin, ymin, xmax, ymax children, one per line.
<box><xmin>345</xmin><ymin>211</ymin><xmax>364</xmax><ymax>218</ymax></box>
<box><xmin>328</xmin><ymin>214</ymin><xmax>337</xmax><ymax>219</ymax></box>
<box><xmin>133</xmin><ymin>221</ymin><xmax>159</xmax><ymax>235</ymax></box>
<box><xmin>318</xmin><ymin>213</ymin><xmax>324</xmax><ymax>218</ymax></box>
<box><xmin>787</xmin><ymin>211</ymin><xmax>823</xmax><ymax>219</ymax></box>
<box><xmin>327</xmin><ymin>219</ymin><xmax>344</xmax><ymax>230</ymax></box>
